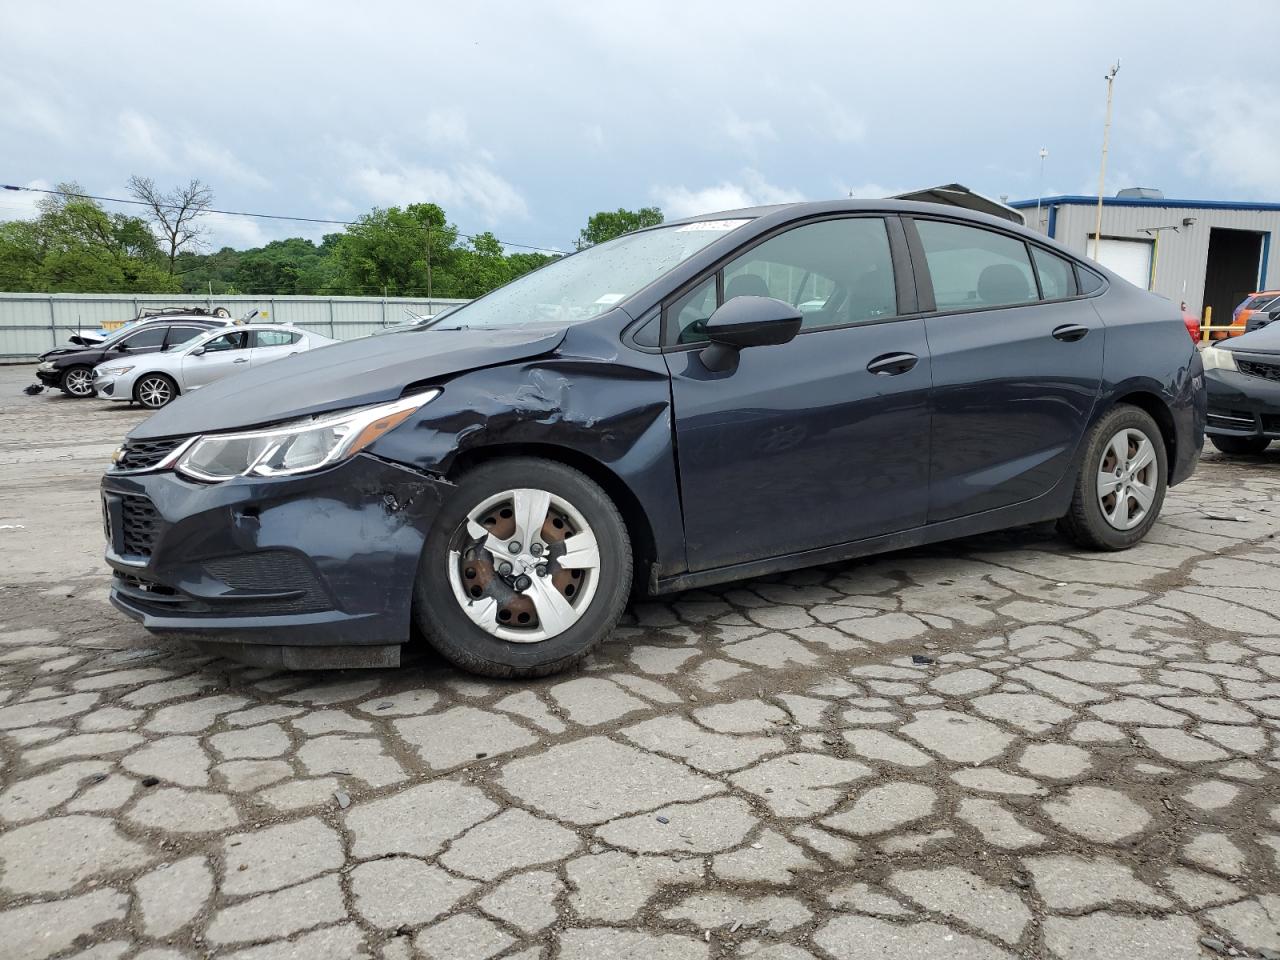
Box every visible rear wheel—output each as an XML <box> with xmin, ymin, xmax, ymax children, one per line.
<box><xmin>414</xmin><ymin>458</ymin><xmax>632</xmax><ymax>678</ymax></box>
<box><xmin>1209</xmin><ymin>435</ymin><xmax>1271</xmax><ymax>456</ymax></box>
<box><xmin>135</xmin><ymin>374</ymin><xmax>178</xmax><ymax>409</ymax></box>
<box><xmin>59</xmin><ymin>366</ymin><xmax>95</xmax><ymax>398</ymax></box>
<box><xmin>1059</xmin><ymin>405</ymin><xmax>1168</xmax><ymax>551</ymax></box>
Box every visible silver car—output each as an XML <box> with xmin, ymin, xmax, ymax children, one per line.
<box><xmin>92</xmin><ymin>324</ymin><xmax>338</xmax><ymax>409</ymax></box>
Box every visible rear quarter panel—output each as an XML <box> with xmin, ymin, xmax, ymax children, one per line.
<box><xmin>1091</xmin><ymin>281</ymin><xmax>1205</xmax><ymax>484</ymax></box>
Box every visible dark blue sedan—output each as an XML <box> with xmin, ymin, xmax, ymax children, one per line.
<box><xmin>101</xmin><ymin>201</ymin><xmax>1205</xmax><ymax>677</ymax></box>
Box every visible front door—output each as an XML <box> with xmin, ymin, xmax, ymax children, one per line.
<box><xmin>181</xmin><ymin>330</ymin><xmax>251</xmax><ymax>389</ymax></box>
<box><xmin>907</xmin><ymin>217</ymin><xmax>1104</xmax><ymax>522</ymax></box>
<box><xmin>667</xmin><ymin>216</ymin><xmax>933</xmax><ymax>573</ymax></box>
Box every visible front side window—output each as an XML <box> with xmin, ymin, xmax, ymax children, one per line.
<box><xmin>164</xmin><ymin>326</ymin><xmax>207</xmax><ymax>349</ymax></box>
<box><xmin>1032</xmin><ymin>247</ymin><xmax>1077</xmax><ymax>300</ymax></box>
<box><xmin>200</xmin><ymin>331</ymin><xmax>248</xmax><ymax>353</ymax></box>
<box><xmin>916</xmin><ymin>220</ymin><xmax>1037</xmax><ymax>310</ymax></box>
<box><xmin>118</xmin><ymin>326</ymin><xmax>169</xmax><ymax>350</ymax></box>
<box><xmin>669</xmin><ymin>217</ymin><xmax>898</xmax><ymax>344</ymax></box>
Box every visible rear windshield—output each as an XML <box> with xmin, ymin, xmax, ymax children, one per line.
<box><xmin>1243</xmin><ymin>295</ymin><xmax>1279</xmax><ymax>310</ymax></box>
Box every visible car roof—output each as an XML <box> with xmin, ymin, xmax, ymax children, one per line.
<box><xmin>661</xmin><ymin>197</ymin><xmax>1025</xmax><ymax>227</ymax></box>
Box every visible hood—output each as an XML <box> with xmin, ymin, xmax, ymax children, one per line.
<box><xmin>39</xmin><ymin>345</ymin><xmax>106</xmax><ymax>363</ymax></box>
<box><xmin>129</xmin><ymin>323</ymin><xmax>569</xmax><ymax>440</ymax></box>
<box><xmin>1221</xmin><ymin>323</ymin><xmax>1280</xmax><ymax>355</ymax></box>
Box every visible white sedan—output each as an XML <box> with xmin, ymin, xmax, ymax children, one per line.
<box><xmin>92</xmin><ymin>324</ymin><xmax>337</xmax><ymax>409</ymax></box>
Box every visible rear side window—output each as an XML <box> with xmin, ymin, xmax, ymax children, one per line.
<box><xmin>915</xmin><ymin>220</ymin><xmax>1037</xmax><ymax>310</ymax></box>
<box><xmin>1031</xmin><ymin>248</ymin><xmax>1077</xmax><ymax>300</ymax></box>
<box><xmin>1076</xmin><ymin>266</ymin><xmax>1105</xmax><ymax>295</ymax></box>
<box><xmin>253</xmin><ymin>330</ymin><xmax>301</xmax><ymax>347</ymax></box>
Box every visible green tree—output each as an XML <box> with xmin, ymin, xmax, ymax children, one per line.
<box><xmin>330</xmin><ymin>203</ymin><xmax>458</xmax><ymax>296</ymax></box>
<box><xmin>576</xmin><ymin>206</ymin><xmax>663</xmax><ymax>249</ymax></box>
<box><xmin>0</xmin><ymin>184</ymin><xmax>177</xmax><ymax>293</ymax></box>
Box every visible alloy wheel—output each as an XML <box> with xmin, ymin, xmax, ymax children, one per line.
<box><xmin>137</xmin><ymin>377</ymin><xmax>173</xmax><ymax>408</ymax></box>
<box><xmin>447</xmin><ymin>487</ymin><xmax>601</xmax><ymax>643</ymax></box>
<box><xmin>64</xmin><ymin>369</ymin><xmax>94</xmax><ymax>397</ymax></box>
<box><xmin>1096</xmin><ymin>427</ymin><xmax>1158</xmax><ymax>531</ymax></box>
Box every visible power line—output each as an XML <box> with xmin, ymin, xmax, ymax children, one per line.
<box><xmin>1</xmin><ymin>182</ymin><xmax>568</xmax><ymax>254</ymax></box>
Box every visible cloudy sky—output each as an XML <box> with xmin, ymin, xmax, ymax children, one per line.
<box><xmin>4</xmin><ymin>1</ymin><xmax>1277</xmax><ymax>253</ymax></box>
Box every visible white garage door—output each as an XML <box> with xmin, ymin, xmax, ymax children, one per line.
<box><xmin>1094</xmin><ymin>238</ymin><xmax>1153</xmax><ymax>290</ymax></box>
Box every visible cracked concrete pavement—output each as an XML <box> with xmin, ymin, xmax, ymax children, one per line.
<box><xmin>1</xmin><ymin>363</ymin><xmax>1279</xmax><ymax>959</ymax></box>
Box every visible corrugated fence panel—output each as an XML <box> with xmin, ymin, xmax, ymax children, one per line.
<box><xmin>0</xmin><ymin>294</ymin><xmax>470</xmax><ymax>360</ymax></box>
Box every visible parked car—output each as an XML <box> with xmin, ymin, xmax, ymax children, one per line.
<box><xmin>93</xmin><ymin>323</ymin><xmax>336</xmax><ymax>409</ymax></box>
<box><xmin>102</xmin><ymin>200</ymin><xmax>1205</xmax><ymax>677</ymax></box>
<box><xmin>36</xmin><ymin>315</ymin><xmax>231</xmax><ymax>397</ymax></box>
<box><xmin>1225</xmin><ymin>291</ymin><xmax>1280</xmax><ymax>339</ymax></box>
<box><xmin>1202</xmin><ymin>321</ymin><xmax>1280</xmax><ymax>455</ymax></box>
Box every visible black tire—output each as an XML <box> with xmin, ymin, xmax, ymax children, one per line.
<box><xmin>134</xmin><ymin>373</ymin><xmax>178</xmax><ymax>409</ymax></box>
<box><xmin>414</xmin><ymin>458</ymin><xmax>632</xmax><ymax>678</ymax></box>
<box><xmin>59</xmin><ymin>366</ymin><xmax>96</xmax><ymax>398</ymax></box>
<box><xmin>1209</xmin><ymin>434</ymin><xmax>1271</xmax><ymax>456</ymax></box>
<box><xmin>1059</xmin><ymin>405</ymin><xmax>1168</xmax><ymax>551</ymax></box>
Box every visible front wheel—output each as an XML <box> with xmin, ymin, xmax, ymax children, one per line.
<box><xmin>60</xmin><ymin>366</ymin><xmax>95</xmax><ymax>398</ymax></box>
<box><xmin>1059</xmin><ymin>405</ymin><xmax>1168</xmax><ymax>551</ymax></box>
<box><xmin>1209</xmin><ymin>435</ymin><xmax>1271</xmax><ymax>456</ymax></box>
<box><xmin>135</xmin><ymin>374</ymin><xmax>178</xmax><ymax>409</ymax></box>
<box><xmin>414</xmin><ymin>458</ymin><xmax>632</xmax><ymax>678</ymax></box>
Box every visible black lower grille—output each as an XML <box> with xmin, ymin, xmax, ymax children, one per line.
<box><xmin>1238</xmin><ymin>358</ymin><xmax>1280</xmax><ymax>382</ymax></box>
<box><xmin>116</xmin><ymin>437</ymin><xmax>185</xmax><ymax>471</ymax></box>
<box><xmin>204</xmin><ymin>551</ymin><xmax>332</xmax><ymax>614</ymax></box>
<box><xmin>120</xmin><ymin>495</ymin><xmax>161</xmax><ymax>558</ymax></box>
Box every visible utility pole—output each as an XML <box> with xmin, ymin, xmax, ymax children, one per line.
<box><xmin>1093</xmin><ymin>61</ymin><xmax>1120</xmax><ymax>260</ymax></box>
<box><xmin>1036</xmin><ymin>147</ymin><xmax>1048</xmax><ymax>232</ymax></box>
<box><xmin>425</xmin><ymin>223</ymin><xmax>433</xmax><ymax>300</ymax></box>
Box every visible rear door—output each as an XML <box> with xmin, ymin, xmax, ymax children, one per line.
<box><xmin>181</xmin><ymin>330</ymin><xmax>251</xmax><ymax>389</ymax></box>
<box><xmin>667</xmin><ymin>215</ymin><xmax>933</xmax><ymax>573</ymax></box>
<box><xmin>248</xmin><ymin>329</ymin><xmax>302</xmax><ymax>367</ymax></box>
<box><xmin>905</xmin><ymin>216</ymin><xmax>1104</xmax><ymax>522</ymax></box>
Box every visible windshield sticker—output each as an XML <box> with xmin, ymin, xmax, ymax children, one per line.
<box><xmin>676</xmin><ymin>219</ymin><xmax>750</xmax><ymax>232</ymax></box>
<box><xmin>593</xmin><ymin>293</ymin><xmax>625</xmax><ymax>306</ymax></box>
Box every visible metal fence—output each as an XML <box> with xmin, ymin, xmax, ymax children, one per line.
<box><xmin>0</xmin><ymin>293</ymin><xmax>472</xmax><ymax>360</ymax></box>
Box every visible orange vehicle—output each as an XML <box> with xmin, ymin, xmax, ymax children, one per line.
<box><xmin>1226</xmin><ymin>291</ymin><xmax>1280</xmax><ymax>339</ymax></box>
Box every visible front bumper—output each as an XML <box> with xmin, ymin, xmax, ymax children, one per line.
<box><xmin>1205</xmin><ymin>366</ymin><xmax>1280</xmax><ymax>438</ymax></box>
<box><xmin>102</xmin><ymin>453</ymin><xmax>450</xmax><ymax>655</ymax></box>
<box><xmin>93</xmin><ymin>373</ymin><xmax>124</xmax><ymax>399</ymax></box>
<box><xmin>36</xmin><ymin>368</ymin><xmax>61</xmax><ymax>387</ymax></box>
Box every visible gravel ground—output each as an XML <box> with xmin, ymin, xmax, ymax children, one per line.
<box><xmin>1</xmin><ymin>362</ymin><xmax>1278</xmax><ymax>960</ymax></box>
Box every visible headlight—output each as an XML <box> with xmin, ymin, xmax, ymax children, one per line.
<box><xmin>38</xmin><ymin>361</ymin><xmax>55</xmax><ymax>372</ymax></box>
<box><xmin>173</xmin><ymin>390</ymin><xmax>438</xmax><ymax>482</ymax></box>
<box><xmin>1201</xmin><ymin>346</ymin><xmax>1238</xmax><ymax>372</ymax></box>
<box><xmin>100</xmin><ymin>365</ymin><xmax>133</xmax><ymax>376</ymax></box>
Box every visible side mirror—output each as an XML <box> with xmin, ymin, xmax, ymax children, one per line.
<box><xmin>701</xmin><ymin>296</ymin><xmax>802</xmax><ymax>371</ymax></box>
<box><xmin>190</xmin><ymin>346</ymin><xmax>206</xmax><ymax>356</ymax></box>
<box><xmin>116</xmin><ymin>342</ymin><xmax>130</xmax><ymax>352</ymax></box>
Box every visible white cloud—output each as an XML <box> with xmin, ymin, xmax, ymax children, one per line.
<box><xmin>805</xmin><ymin>84</ymin><xmax>866</xmax><ymax>143</ymax></box>
<box><xmin>583</xmin><ymin>123</ymin><xmax>606</xmax><ymax>150</ymax></box>
<box><xmin>114</xmin><ymin>110</ymin><xmax>268</xmax><ymax>188</ymax></box>
<box><xmin>1150</xmin><ymin>80</ymin><xmax>1280</xmax><ymax>195</ymax></box>
<box><xmin>653</xmin><ymin>169</ymin><xmax>805</xmax><ymax>218</ymax></box>
<box><xmin>422</xmin><ymin>108</ymin><xmax>470</xmax><ymax>147</ymax></box>
<box><xmin>116</xmin><ymin>110</ymin><xmax>174</xmax><ymax>167</ymax></box>
<box><xmin>722</xmin><ymin>111</ymin><xmax>776</xmax><ymax>146</ymax></box>
<box><xmin>351</xmin><ymin>159</ymin><xmax>528</xmax><ymax>222</ymax></box>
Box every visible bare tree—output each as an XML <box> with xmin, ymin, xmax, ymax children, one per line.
<box><xmin>126</xmin><ymin>176</ymin><xmax>214</xmax><ymax>273</ymax></box>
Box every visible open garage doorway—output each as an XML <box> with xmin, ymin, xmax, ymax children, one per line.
<box><xmin>1203</xmin><ymin>228</ymin><xmax>1263</xmax><ymax>335</ymax></box>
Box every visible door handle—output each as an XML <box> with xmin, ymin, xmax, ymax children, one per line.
<box><xmin>866</xmin><ymin>352</ymin><xmax>919</xmax><ymax>376</ymax></box>
<box><xmin>233</xmin><ymin>357</ymin><xmax>249</xmax><ymax>363</ymax></box>
<box><xmin>1052</xmin><ymin>324</ymin><xmax>1090</xmax><ymax>342</ymax></box>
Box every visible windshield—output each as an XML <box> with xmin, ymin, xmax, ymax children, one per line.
<box><xmin>425</xmin><ymin>220</ymin><xmax>749</xmax><ymax>330</ymax></box>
